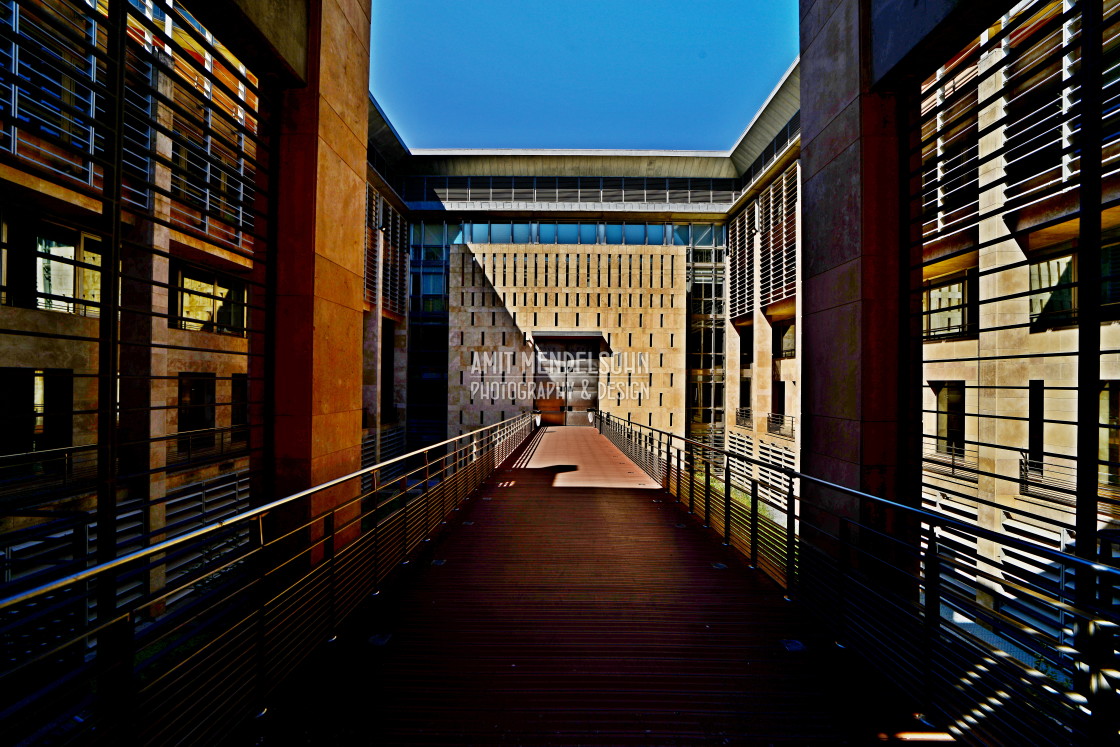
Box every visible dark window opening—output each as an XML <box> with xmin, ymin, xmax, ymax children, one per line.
<box><xmin>933</xmin><ymin>381</ymin><xmax>965</xmax><ymax>457</ymax></box>
<box><xmin>178</xmin><ymin>373</ymin><xmax>216</xmax><ymax>454</ymax></box>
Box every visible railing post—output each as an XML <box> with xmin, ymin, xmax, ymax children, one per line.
<box><xmin>325</xmin><ymin>510</ymin><xmax>337</xmax><ymax>635</ymax></box>
<box><xmin>401</xmin><ymin>461</ymin><xmax>409</xmax><ymax>563</ymax></box>
<box><xmin>703</xmin><ymin>455</ymin><xmax>711</xmax><ymax>528</ymax></box>
<box><xmin>783</xmin><ymin>476</ymin><xmax>796</xmax><ymax>601</ymax></box>
<box><xmin>750</xmin><ymin>479</ymin><xmax>759</xmax><ymax>569</ymax></box>
<box><xmin>423</xmin><ymin>451</ymin><xmax>431</xmax><ymax>540</ymax></box>
<box><xmin>722</xmin><ymin>453</ymin><xmax>731</xmax><ymax>545</ymax></box>
<box><xmin>371</xmin><ymin>471</ymin><xmax>381</xmax><ymax>594</ymax></box>
<box><xmin>923</xmin><ymin>522</ymin><xmax>942</xmax><ymax>718</ymax></box>
<box><xmin>837</xmin><ymin>518</ymin><xmax>850</xmax><ymax>647</ymax></box>
<box><xmin>675</xmin><ymin>440</ymin><xmax>682</xmax><ymax>502</ymax></box>
<box><xmin>680</xmin><ymin>443</ymin><xmax>689</xmax><ymax>515</ymax></box>
<box><xmin>662</xmin><ymin>433</ymin><xmax>670</xmax><ymax>489</ymax></box>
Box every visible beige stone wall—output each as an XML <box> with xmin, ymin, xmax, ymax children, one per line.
<box><xmin>726</xmin><ymin>160</ymin><xmax>802</xmax><ymax>476</ymax></box>
<box><xmin>448</xmin><ymin>242</ymin><xmax>688</xmax><ymax>438</ymax></box>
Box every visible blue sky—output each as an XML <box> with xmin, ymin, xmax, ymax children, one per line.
<box><xmin>368</xmin><ymin>1</ymin><xmax>799</xmax><ymax>151</ymax></box>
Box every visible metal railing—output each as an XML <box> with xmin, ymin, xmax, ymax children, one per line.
<box><xmin>735</xmin><ymin>408</ymin><xmax>753</xmax><ymax>429</ymax></box>
<box><xmin>165</xmin><ymin>426</ymin><xmax>251</xmax><ymax>469</ymax></box>
<box><xmin>1019</xmin><ymin>452</ymin><xmax>1120</xmax><ymax>517</ymax></box>
<box><xmin>0</xmin><ymin>444</ymin><xmax>99</xmax><ymax>505</ymax></box>
<box><xmin>596</xmin><ymin>411</ymin><xmax>1120</xmax><ymax>744</ymax></box>
<box><xmin>765</xmin><ymin>413</ymin><xmax>795</xmax><ymax>439</ymax></box>
<box><xmin>922</xmin><ymin>442</ymin><xmax>980</xmax><ymax>483</ymax></box>
<box><xmin>0</xmin><ymin>413</ymin><xmax>536</xmax><ymax>746</ymax></box>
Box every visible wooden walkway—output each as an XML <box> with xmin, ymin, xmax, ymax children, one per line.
<box><xmin>256</xmin><ymin>426</ymin><xmax>916</xmax><ymax>745</ymax></box>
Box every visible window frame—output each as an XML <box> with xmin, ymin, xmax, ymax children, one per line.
<box><xmin>170</xmin><ymin>261</ymin><xmax>248</xmax><ymax>336</ymax></box>
<box><xmin>922</xmin><ymin>269</ymin><xmax>976</xmax><ymax>339</ymax></box>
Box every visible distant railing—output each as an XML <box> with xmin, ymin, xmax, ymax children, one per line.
<box><xmin>0</xmin><ymin>445</ymin><xmax>99</xmax><ymax>504</ymax></box>
<box><xmin>1019</xmin><ymin>452</ymin><xmax>1120</xmax><ymax>516</ymax></box>
<box><xmin>0</xmin><ymin>414</ymin><xmax>536</xmax><ymax>745</ymax></box>
<box><xmin>766</xmin><ymin>413</ymin><xmax>795</xmax><ymax>439</ymax></box>
<box><xmin>166</xmin><ymin>426</ymin><xmax>251</xmax><ymax>469</ymax></box>
<box><xmin>735</xmin><ymin>408</ymin><xmax>753</xmax><ymax>429</ymax></box>
<box><xmin>596</xmin><ymin>411</ymin><xmax>1120</xmax><ymax>745</ymax></box>
<box><xmin>922</xmin><ymin>442</ymin><xmax>980</xmax><ymax>482</ymax></box>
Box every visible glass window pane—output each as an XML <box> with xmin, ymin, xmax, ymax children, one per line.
<box><xmin>470</xmin><ymin>222</ymin><xmax>489</xmax><ymax>243</ymax></box>
<box><xmin>604</xmin><ymin>224</ymin><xmax>623</xmax><ymax>244</ymax></box>
<box><xmin>693</xmin><ymin>224</ymin><xmax>714</xmax><ymax>246</ymax></box>
<box><xmin>421</xmin><ymin>272</ymin><xmax>444</xmax><ymax>295</ymax></box>
<box><xmin>925</xmin><ymin>280</ymin><xmax>965</xmax><ymax>336</ymax></box>
<box><xmin>579</xmin><ymin>223</ymin><xmax>598</xmax><ymax>244</ymax></box>
<box><xmin>423</xmin><ymin>222</ymin><xmax>443</xmax><ymax>246</ymax></box>
<box><xmin>448</xmin><ymin>222</ymin><xmax>465</xmax><ymax>243</ymax></box>
<box><xmin>538</xmin><ymin>223</ymin><xmax>556</xmax><ymax>244</ymax></box>
<box><xmin>1105</xmin><ymin>242</ymin><xmax>1120</xmax><ymax>305</ymax></box>
<box><xmin>557</xmin><ymin>224</ymin><xmax>578</xmax><ymax>244</ymax></box>
<box><xmin>1030</xmin><ymin>255</ymin><xmax>1075</xmax><ymax>320</ymax></box>
<box><xmin>214</xmin><ymin>279</ymin><xmax>245</xmax><ymax>333</ymax></box>
<box><xmin>673</xmin><ymin>224</ymin><xmax>690</xmax><ymax>245</ymax></box>
<box><xmin>36</xmin><ymin>238</ymin><xmax>76</xmax><ymax>312</ymax></box>
<box><xmin>180</xmin><ymin>269</ymin><xmax>214</xmax><ymax>330</ymax></box>
<box><xmin>512</xmin><ymin>223</ymin><xmax>531</xmax><ymax>244</ymax></box>
<box><xmin>624</xmin><ymin>224</ymin><xmax>645</xmax><ymax>245</ymax></box>
<box><xmin>490</xmin><ymin>223</ymin><xmax>512</xmax><ymax>243</ymax></box>
<box><xmin>78</xmin><ymin>239</ymin><xmax>102</xmax><ymax>312</ymax></box>
<box><xmin>410</xmin><ymin>224</ymin><xmax>422</xmax><ymax>245</ymax></box>
<box><xmin>647</xmin><ymin>224</ymin><xmax>665</xmax><ymax>245</ymax></box>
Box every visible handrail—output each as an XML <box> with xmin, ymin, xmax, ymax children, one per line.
<box><xmin>596</xmin><ymin>410</ymin><xmax>1120</xmax><ymax>743</ymax></box>
<box><xmin>0</xmin><ymin>413</ymin><xmax>535</xmax><ymax>612</ymax></box>
<box><xmin>0</xmin><ymin>411</ymin><xmax>537</xmax><ymax>745</ymax></box>
<box><xmin>596</xmin><ymin>411</ymin><xmax>1120</xmax><ymax>578</ymax></box>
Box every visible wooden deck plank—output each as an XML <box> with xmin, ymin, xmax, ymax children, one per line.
<box><xmin>253</xmin><ymin>426</ymin><xmax>918</xmax><ymax>745</ymax></box>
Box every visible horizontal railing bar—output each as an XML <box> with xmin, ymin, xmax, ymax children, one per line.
<box><xmin>600</xmin><ymin>413</ymin><xmax>1120</xmax><ymax>578</ymax></box>
<box><xmin>0</xmin><ymin>414</ymin><xmax>533</xmax><ymax>613</ymax></box>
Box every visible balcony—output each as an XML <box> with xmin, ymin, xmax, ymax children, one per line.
<box><xmin>766</xmin><ymin>412</ymin><xmax>795</xmax><ymax>439</ymax></box>
<box><xmin>1019</xmin><ymin>452</ymin><xmax>1120</xmax><ymax>517</ymax></box>
<box><xmin>922</xmin><ymin>442</ymin><xmax>979</xmax><ymax>482</ymax></box>
<box><xmin>735</xmin><ymin>407</ymin><xmax>753</xmax><ymax>428</ymax></box>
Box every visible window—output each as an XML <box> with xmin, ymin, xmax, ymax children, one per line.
<box><xmin>0</xmin><ymin>368</ymin><xmax>73</xmax><ymax>456</ymax></box>
<box><xmin>1103</xmin><ymin>241</ymin><xmax>1120</xmax><ymax>315</ymax></box>
<box><xmin>923</xmin><ymin>271</ymin><xmax>975</xmax><ymax>338</ymax></box>
<box><xmin>0</xmin><ymin>222</ymin><xmax>103</xmax><ymax>316</ymax></box>
<box><xmin>490</xmin><ymin>223</ymin><xmax>512</xmax><ymax>243</ymax></box>
<box><xmin>773</xmin><ymin>320</ymin><xmax>795</xmax><ymax>359</ymax></box>
<box><xmin>579</xmin><ymin>224</ymin><xmax>597</xmax><ymax>245</ymax></box>
<box><xmin>422</xmin><ymin>222</ymin><xmax>444</xmax><ymax>246</ymax></box>
<box><xmin>231</xmin><ymin>373</ymin><xmax>249</xmax><ymax>443</ymax></box>
<box><xmin>1101</xmin><ymin>382</ymin><xmax>1120</xmax><ymax>487</ymax></box>
<box><xmin>173</xmin><ymin>263</ymin><xmax>247</xmax><ymax>335</ymax></box>
<box><xmin>693</xmin><ymin>224</ymin><xmax>714</xmax><ymax>247</ymax></box>
<box><xmin>1029</xmin><ymin>253</ymin><xmax>1076</xmax><ymax>326</ymax></box>
<box><xmin>35</xmin><ymin>232</ymin><xmax>102</xmax><ymax>315</ymax></box>
<box><xmin>1029</xmin><ymin>380</ymin><xmax>1044</xmax><ymax>466</ymax></box>
<box><xmin>178</xmin><ymin>373</ymin><xmax>216</xmax><ymax>453</ymax></box>
<box><xmin>933</xmin><ymin>381</ymin><xmax>965</xmax><ymax>457</ymax></box>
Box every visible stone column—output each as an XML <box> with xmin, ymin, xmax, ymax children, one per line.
<box><xmin>273</xmin><ymin>0</ymin><xmax>371</xmax><ymax>542</ymax></box>
<box><xmin>799</xmin><ymin>0</ymin><xmax>914</xmax><ymax>552</ymax></box>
